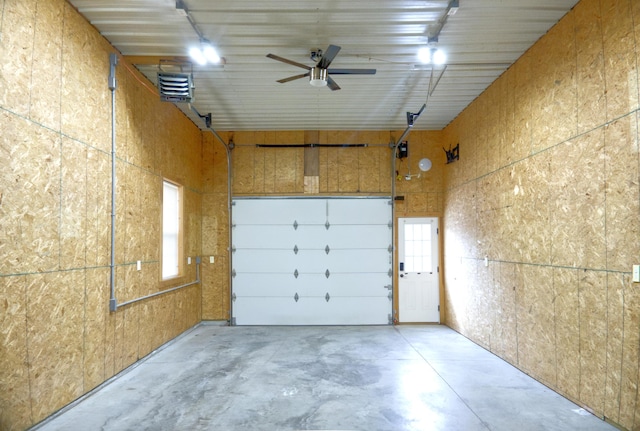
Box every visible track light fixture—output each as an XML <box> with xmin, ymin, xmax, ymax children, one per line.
<box><xmin>177</xmin><ymin>1</ymin><xmax>222</xmax><ymax>66</ymax></box>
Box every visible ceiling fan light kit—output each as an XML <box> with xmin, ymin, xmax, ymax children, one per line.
<box><xmin>309</xmin><ymin>67</ymin><xmax>328</xmax><ymax>87</ymax></box>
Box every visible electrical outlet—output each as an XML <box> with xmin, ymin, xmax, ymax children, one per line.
<box><xmin>210</xmin><ymin>256</ymin><xmax>215</xmax><ymax>264</ymax></box>
<box><xmin>136</xmin><ymin>260</ymin><xmax>141</xmax><ymax>271</ymax></box>
<box><xmin>633</xmin><ymin>265</ymin><xmax>640</xmax><ymax>283</ymax></box>
<box><xmin>187</xmin><ymin>256</ymin><xmax>192</xmax><ymax>265</ymax></box>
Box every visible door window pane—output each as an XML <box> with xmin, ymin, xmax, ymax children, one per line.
<box><xmin>404</xmin><ymin>222</ymin><xmax>432</xmax><ymax>272</ymax></box>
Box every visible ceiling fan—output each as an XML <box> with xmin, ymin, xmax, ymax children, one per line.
<box><xmin>266</xmin><ymin>44</ymin><xmax>376</xmax><ymax>91</ymax></box>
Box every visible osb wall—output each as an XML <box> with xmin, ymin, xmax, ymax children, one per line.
<box><xmin>0</xmin><ymin>1</ymin><xmax>202</xmax><ymax>429</ymax></box>
<box><xmin>200</xmin><ymin>130</ymin><xmax>445</xmax><ymax>320</ymax></box>
<box><xmin>442</xmin><ymin>0</ymin><xmax>640</xmax><ymax>429</ymax></box>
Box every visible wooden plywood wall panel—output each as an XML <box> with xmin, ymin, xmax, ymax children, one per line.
<box><xmin>0</xmin><ymin>113</ymin><xmax>61</xmax><ymax>275</ymax></box>
<box><xmin>549</xmin><ymin>130</ymin><xmax>606</xmax><ymax>270</ymax></box>
<box><xmin>0</xmin><ymin>0</ymin><xmax>36</xmax><ymax>118</ymax></box>
<box><xmin>516</xmin><ymin>265</ymin><xmax>556</xmax><ymax>386</ymax></box>
<box><xmin>0</xmin><ymin>276</ymin><xmax>30</xmax><ymax>431</ymax></box>
<box><xmin>512</xmin><ymin>51</ymin><xmax>533</xmax><ymax>158</ymax></box>
<box><xmin>579</xmin><ymin>270</ymin><xmax>608</xmax><ymax>417</ymax></box>
<box><xmin>604</xmin><ymin>115</ymin><xmax>640</xmax><ymax>273</ymax></box>
<box><xmin>575</xmin><ymin>0</ymin><xmax>606</xmax><ymax>135</ymax></box>
<box><xmin>84</xmin><ymin>268</ymin><xmax>109</xmax><ymax>392</ymax></box>
<box><xmin>60</xmin><ymin>4</ymin><xmax>112</xmax><ymax>154</ymax></box>
<box><xmin>26</xmin><ymin>271</ymin><xmax>84</xmax><ymax>424</ymax></box>
<box><xmin>30</xmin><ymin>0</ymin><xmax>64</xmax><ymax>130</ymax></box>
<box><xmin>554</xmin><ymin>267</ymin><xmax>580</xmax><ymax>401</ymax></box>
<box><xmin>498</xmin><ymin>68</ymin><xmax>517</xmax><ymax>166</ymax></box>
<box><xmin>498</xmin><ymin>262</ymin><xmax>519</xmax><ymax>365</ymax></box>
<box><xmin>474</xmin><ymin>97</ymin><xmax>490</xmax><ymax>177</ymax></box>
<box><xmin>85</xmin><ymin>148</ymin><xmax>111</xmax><ymax>268</ymax></box>
<box><xmin>484</xmin><ymin>83</ymin><xmax>501</xmax><ymax>174</ymax></box>
<box><xmin>474</xmin><ymin>260</ymin><xmax>493</xmax><ymax>349</ymax></box>
<box><xmin>620</xmin><ymin>275</ymin><xmax>640</xmax><ymax>429</ymax></box>
<box><xmin>60</xmin><ymin>138</ymin><xmax>87</xmax><ymax>270</ymax></box>
<box><xmin>201</xmin><ymin>255</ymin><xmax>230</xmax><ymax>320</ymax></box>
<box><xmin>601</xmin><ymin>0</ymin><xmax>639</xmax><ymax>123</ymax></box>
<box><xmin>510</xmin><ymin>152</ymin><xmax>551</xmax><ymax>265</ymax></box>
<box><xmin>604</xmin><ymin>272</ymin><xmax>625</xmax><ymax>425</ymax></box>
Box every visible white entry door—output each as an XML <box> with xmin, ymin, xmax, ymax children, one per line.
<box><xmin>398</xmin><ymin>217</ymin><xmax>440</xmax><ymax>323</ymax></box>
<box><xmin>232</xmin><ymin>197</ymin><xmax>392</xmax><ymax>325</ymax></box>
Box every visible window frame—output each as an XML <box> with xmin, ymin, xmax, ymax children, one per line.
<box><xmin>161</xmin><ymin>179</ymin><xmax>184</xmax><ymax>281</ymax></box>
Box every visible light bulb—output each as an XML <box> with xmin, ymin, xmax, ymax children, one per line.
<box><xmin>418</xmin><ymin>47</ymin><xmax>431</xmax><ymax>64</ymax></box>
<box><xmin>203</xmin><ymin>45</ymin><xmax>220</xmax><ymax>63</ymax></box>
<box><xmin>432</xmin><ymin>49</ymin><xmax>446</xmax><ymax>65</ymax></box>
<box><xmin>189</xmin><ymin>47</ymin><xmax>206</xmax><ymax>65</ymax></box>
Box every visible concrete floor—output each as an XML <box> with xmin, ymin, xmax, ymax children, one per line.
<box><xmin>33</xmin><ymin>324</ymin><xmax>618</xmax><ymax>431</ymax></box>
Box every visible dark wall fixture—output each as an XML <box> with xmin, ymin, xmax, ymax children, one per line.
<box><xmin>444</xmin><ymin>143</ymin><xmax>459</xmax><ymax>164</ymax></box>
<box><xmin>397</xmin><ymin>141</ymin><xmax>408</xmax><ymax>159</ymax></box>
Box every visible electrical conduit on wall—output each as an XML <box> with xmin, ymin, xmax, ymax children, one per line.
<box><xmin>108</xmin><ymin>54</ymin><xmax>201</xmax><ymax>312</ymax></box>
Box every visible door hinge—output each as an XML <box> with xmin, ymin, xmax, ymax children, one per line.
<box><xmin>438</xmin><ymin>305</ymin><xmax>440</xmax><ymax>311</ymax></box>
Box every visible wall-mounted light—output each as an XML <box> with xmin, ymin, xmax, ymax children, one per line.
<box><xmin>419</xmin><ymin>158</ymin><xmax>432</xmax><ymax>172</ymax></box>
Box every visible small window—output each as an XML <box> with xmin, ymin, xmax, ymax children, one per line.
<box><xmin>162</xmin><ymin>180</ymin><xmax>182</xmax><ymax>279</ymax></box>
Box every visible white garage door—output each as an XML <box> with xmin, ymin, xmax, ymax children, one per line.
<box><xmin>232</xmin><ymin>197</ymin><xmax>392</xmax><ymax>325</ymax></box>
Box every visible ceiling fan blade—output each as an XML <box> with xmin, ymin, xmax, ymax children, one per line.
<box><xmin>266</xmin><ymin>53</ymin><xmax>311</xmax><ymax>70</ymax></box>
<box><xmin>317</xmin><ymin>44</ymin><xmax>341</xmax><ymax>69</ymax></box>
<box><xmin>277</xmin><ymin>72</ymin><xmax>310</xmax><ymax>83</ymax></box>
<box><xmin>326</xmin><ymin>76</ymin><xmax>341</xmax><ymax>91</ymax></box>
<box><xmin>327</xmin><ymin>68</ymin><xmax>377</xmax><ymax>75</ymax></box>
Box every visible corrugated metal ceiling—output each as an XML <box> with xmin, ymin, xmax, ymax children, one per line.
<box><xmin>68</xmin><ymin>0</ymin><xmax>579</xmax><ymax>131</ymax></box>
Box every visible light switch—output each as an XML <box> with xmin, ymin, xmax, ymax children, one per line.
<box><xmin>633</xmin><ymin>265</ymin><xmax>640</xmax><ymax>283</ymax></box>
<box><xmin>484</xmin><ymin>256</ymin><xmax>488</xmax><ymax>267</ymax></box>
<box><xmin>187</xmin><ymin>257</ymin><xmax>192</xmax><ymax>265</ymax></box>
<box><xmin>136</xmin><ymin>260</ymin><xmax>141</xmax><ymax>271</ymax></box>
<box><xmin>210</xmin><ymin>256</ymin><xmax>215</xmax><ymax>264</ymax></box>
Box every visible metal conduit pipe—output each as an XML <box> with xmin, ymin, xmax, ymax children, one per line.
<box><xmin>109</xmin><ymin>53</ymin><xmax>118</xmax><ymax>312</ymax></box>
<box><xmin>107</xmin><ymin>53</ymin><xmax>202</xmax><ymax>312</ymax></box>
<box><xmin>116</xmin><ymin>258</ymin><xmax>201</xmax><ymax>309</ymax></box>
<box><xmin>189</xmin><ymin>105</ymin><xmax>234</xmax><ymax>326</ymax></box>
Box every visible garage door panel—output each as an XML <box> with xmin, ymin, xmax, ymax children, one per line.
<box><xmin>324</xmin><ymin>225</ymin><xmax>391</xmax><ymax>248</ymax></box>
<box><xmin>325</xmin><ymin>249</ymin><xmax>390</xmax><ymax>272</ymax></box>
<box><xmin>327</xmin><ymin>199</ymin><xmax>391</xmax><ymax>224</ymax></box>
<box><xmin>233</xmin><ymin>249</ymin><xmax>292</xmax><ymax>272</ymax></box>
<box><xmin>303</xmin><ymin>273</ymin><xmax>391</xmax><ymax>297</ymax></box>
<box><xmin>233</xmin><ymin>297</ymin><xmax>391</xmax><ymax>325</ymax></box>
<box><xmin>233</xmin><ymin>225</ymin><xmax>331</xmax><ymax>249</ymax></box>
<box><xmin>233</xmin><ymin>199</ymin><xmax>327</xmax><ymax>224</ymax></box>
